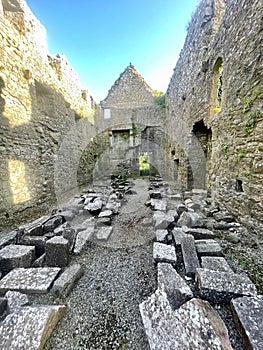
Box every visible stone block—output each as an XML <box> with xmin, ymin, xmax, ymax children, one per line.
<box><xmin>153</xmin><ymin>242</ymin><xmax>177</xmax><ymax>264</ymax></box>
<box><xmin>84</xmin><ymin>198</ymin><xmax>103</xmax><ymax>213</ymax></box>
<box><xmin>96</xmin><ymin>226</ymin><xmax>113</xmax><ymax>240</ymax></box>
<box><xmin>151</xmin><ymin>199</ymin><xmax>167</xmax><ymax>212</ymax></box>
<box><xmin>158</xmin><ymin>262</ymin><xmax>193</xmax><ymax>309</ymax></box>
<box><xmin>52</xmin><ymin>263</ymin><xmax>83</xmax><ymax>297</ymax></box>
<box><xmin>181</xmin><ymin>234</ymin><xmax>200</xmax><ymax>277</ymax></box>
<box><xmin>97</xmin><ymin>217</ymin><xmax>112</xmax><ymax>226</ymax></box>
<box><xmin>5</xmin><ymin>291</ymin><xmax>29</xmax><ymax>313</ymax></box>
<box><xmin>105</xmin><ymin>201</ymin><xmax>121</xmax><ymax>214</ymax></box>
<box><xmin>140</xmin><ymin>287</ymin><xmax>232</xmax><ymax>350</ymax></box>
<box><xmin>0</xmin><ymin>267</ymin><xmax>61</xmax><ymax>294</ymax></box>
<box><xmin>182</xmin><ymin>226</ymin><xmax>215</xmax><ymax>239</ymax></box>
<box><xmin>196</xmin><ymin>268</ymin><xmax>257</xmax><ymax>303</ymax></box>
<box><xmin>98</xmin><ymin>210</ymin><xmax>113</xmax><ymax>218</ymax></box>
<box><xmin>0</xmin><ymin>297</ymin><xmax>7</xmax><ymax>316</ymax></box>
<box><xmin>231</xmin><ymin>295</ymin><xmax>263</xmax><ymax>350</ymax></box>
<box><xmin>0</xmin><ymin>231</ymin><xmax>17</xmax><ymax>249</ymax></box>
<box><xmin>73</xmin><ymin>227</ymin><xmax>94</xmax><ymax>254</ymax></box>
<box><xmin>149</xmin><ymin>191</ymin><xmax>162</xmax><ymax>199</ymax></box>
<box><xmin>167</xmin><ymin>209</ymin><xmax>179</xmax><ymax>221</ymax></box>
<box><xmin>195</xmin><ymin>239</ymin><xmax>222</xmax><ymax>256</ymax></box>
<box><xmin>172</xmin><ymin>227</ymin><xmax>187</xmax><ymax>245</ymax></box>
<box><xmin>156</xmin><ymin>229</ymin><xmax>168</xmax><ymax>243</ymax></box>
<box><xmin>213</xmin><ymin>211</ymin><xmax>235</xmax><ymax>223</ymax></box>
<box><xmin>58</xmin><ymin>210</ymin><xmax>75</xmax><ymax>222</ymax></box>
<box><xmin>42</xmin><ymin>215</ymin><xmax>65</xmax><ymax>233</ymax></box>
<box><xmin>0</xmin><ymin>305</ymin><xmax>66</xmax><ymax>350</ymax></box>
<box><xmin>177</xmin><ymin>211</ymin><xmax>201</xmax><ymax>228</ymax></box>
<box><xmin>46</xmin><ymin>236</ymin><xmax>69</xmax><ymax>267</ymax></box>
<box><xmin>153</xmin><ymin>211</ymin><xmax>174</xmax><ymax>229</ymax></box>
<box><xmin>201</xmin><ymin>257</ymin><xmax>233</xmax><ymax>273</ymax></box>
<box><xmin>22</xmin><ymin>236</ymin><xmax>47</xmax><ymax>256</ymax></box>
<box><xmin>32</xmin><ymin>254</ymin><xmax>46</xmax><ymax>268</ymax></box>
<box><xmin>18</xmin><ymin>216</ymin><xmax>49</xmax><ymax>237</ymax></box>
<box><xmin>0</xmin><ymin>245</ymin><xmax>35</xmax><ymax>274</ymax></box>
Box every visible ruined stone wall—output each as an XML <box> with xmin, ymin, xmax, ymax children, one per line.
<box><xmin>166</xmin><ymin>0</ymin><xmax>263</xmax><ymax>230</ymax></box>
<box><xmin>0</xmin><ymin>0</ymin><xmax>95</xmax><ymax>229</ymax></box>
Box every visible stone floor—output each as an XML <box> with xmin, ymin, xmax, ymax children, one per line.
<box><xmin>0</xmin><ymin>177</ymin><xmax>262</xmax><ymax>350</ymax></box>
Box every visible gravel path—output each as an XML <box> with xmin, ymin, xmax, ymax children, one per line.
<box><xmin>44</xmin><ymin>179</ymin><xmax>156</xmax><ymax>350</ymax></box>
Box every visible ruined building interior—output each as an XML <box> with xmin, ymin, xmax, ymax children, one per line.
<box><xmin>0</xmin><ymin>0</ymin><xmax>262</xmax><ymax>349</ymax></box>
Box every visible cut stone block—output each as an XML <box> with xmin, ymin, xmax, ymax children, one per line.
<box><xmin>231</xmin><ymin>295</ymin><xmax>263</xmax><ymax>350</ymax></box>
<box><xmin>105</xmin><ymin>201</ymin><xmax>121</xmax><ymax>214</ymax></box>
<box><xmin>73</xmin><ymin>227</ymin><xmax>94</xmax><ymax>255</ymax></box>
<box><xmin>196</xmin><ymin>268</ymin><xmax>257</xmax><ymax>303</ymax></box>
<box><xmin>0</xmin><ymin>267</ymin><xmax>61</xmax><ymax>294</ymax></box>
<box><xmin>85</xmin><ymin>199</ymin><xmax>103</xmax><ymax>213</ymax></box>
<box><xmin>46</xmin><ymin>236</ymin><xmax>69</xmax><ymax>267</ymax></box>
<box><xmin>96</xmin><ymin>226</ymin><xmax>113</xmax><ymax>240</ymax></box>
<box><xmin>140</xmin><ymin>287</ymin><xmax>233</xmax><ymax>350</ymax></box>
<box><xmin>0</xmin><ymin>231</ymin><xmax>17</xmax><ymax>249</ymax></box>
<box><xmin>59</xmin><ymin>210</ymin><xmax>75</xmax><ymax>222</ymax></box>
<box><xmin>156</xmin><ymin>229</ymin><xmax>168</xmax><ymax>243</ymax></box>
<box><xmin>52</xmin><ymin>263</ymin><xmax>83</xmax><ymax>297</ymax></box>
<box><xmin>201</xmin><ymin>257</ymin><xmax>233</xmax><ymax>273</ymax></box>
<box><xmin>5</xmin><ymin>291</ymin><xmax>29</xmax><ymax>313</ymax></box>
<box><xmin>158</xmin><ymin>262</ymin><xmax>193</xmax><ymax>309</ymax></box>
<box><xmin>42</xmin><ymin>215</ymin><xmax>65</xmax><ymax>233</ymax></box>
<box><xmin>172</xmin><ymin>227</ymin><xmax>187</xmax><ymax>246</ymax></box>
<box><xmin>176</xmin><ymin>204</ymin><xmax>188</xmax><ymax>216</ymax></box>
<box><xmin>0</xmin><ymin>305</ymin><xmax>66</xmax><ymax>350</ymax></box>
<box><xmin>22</xmin><ymin>236</ymin><xmax>47</xmax><ymax>256</ymax></box>
<box><xmin>181</xmin><ymin>234</ymin><xmax>200</xmax><ymax>277</ymax></box>
<box><xmin>18</xmin><ymin>216</ymin><xmax>49</xmax><ymax>237</ymax></box>
<box><xmin>167</xmin><ymin>209</ymin><xmax>179</xmax><ymax>221</ymax></box>
<box><xmin>153</xmin><ymin>242</ymin><xmax>177</xmax><ymax>264</ymax></box>
<box><xmin>32</xmin><ymin>254</ymin><xmax>46</xmax><ymax>268</ymax></box>
<box><xmin>98</xmin><ymin>210</ymin><xmax>113</xmax><ymax>218</ymax></box>
<box><xmin>0</xmin><ymin>245</ymin><xmax>35</xmax><ymax>274</ymax></box>
<box><xmin>177</xmin><ymin>211</ymin><xmax>201</xmax><ymax>228</ymax></box>
<box><xmin>151</xmin><ymin>199</ymin><xmax>167</xmax><ymax>212</ymax></box>
<box><xmin>153</xmin><ymin>211</ymin><xmax>174</xmax><ymax>229</ymax></box>
<box><xmin>182</xmin><ymin>226</ymin><xmax>215</xmax><ymax>239</ymax></box>
<box><xmin>97</xmin><ymin>217</ymin><xmax>112</xmax><ymax>226</ymax></box>
<box><xmin>195</xmin><ymin>239</ymin><xmax>222</xmax><ymax>256</ymax></box>
<box><xmin>149</xmin><ymin>191</ymin><xmax>162</xmax><ymax>199</ymax></box>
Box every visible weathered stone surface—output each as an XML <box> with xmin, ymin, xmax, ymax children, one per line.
<box><xmin>22</xmin><ymin>236</ymin><xmax>47</xmax><ymax>256</ymax></box>
<box><xmin>156</xmin><ymin>229</ymin><xmax>168</xmax><ymax>243</ymax></box>
<box><xmin>0</xmin><ymin>305</ymin><xmax>66</xmax><ymax>350</ymax></box>
<box><xmin>195</xmin><ymin>239</ymin><xmax>222</xmax><ymax>256</ymax></box>
<box><xmin>166</xmin><ymin>209</ymin><xmax>179</xmax><ymax>221</ymax></box>
<box><xmin>172</xmin><ymin>227</ymin><xmax>187</xmax><ymax>245</ymax></box>
<box><xmin>181</xmin><ymin>234</ymin><xmax>200</xmax><ymax>277</ymax></box>
<box><xmin>0</xmin><ymin>267</ymin><xmax>61</xmax><ymax>294</ymax></box>
<box><xmin>153</xmin><ymin>211</ymin><xmax>174</xmax><ymax>229</ymax></box>
<box><xmin>42</xmin><ymin>215</ymin><xmax>65</xmax><ymax>233</ymax></box>
<box><xmin>52</xmin><ymin>263</ymin><xmax>83</xmax><ymax>297</ymax></box>
<box><xmin>19</xmin><ymin>216</ymin><xmax>49</xmax><ymax>237</ymax></box>
<box><xmin>5</xmin><ymin>291</ymin><xmax>29</xmax><ymax>313</ymax></box>
<box><xmin>213</xmin><ymin>212</ymin><xmax>235</xmax><ymax>223</ymax></box>
<box><xmin>32</xmin><ymin>254</ymin><xmax>46</xmax><ymax>268</ymax></box>
<box><xmin>0</xmin><ymin>231</ymin><xmax>17</xmax><ymax>249</ymax></box>
<box><xmin>153</xmin><ymin>242</ymin><xmax>177</xmax><ymax>264</ymax></box>
<box><xmin>201</xmin><ymin>257</ymin><xmax>233</xmax><ymax>273</ymax></box>
<box><xmin>97</xmin><ymin>217</ymin><xmax>112</xmax><ymax>226</ymax></box>
<box><xmin>0</xmin><ymin>297</ymin><xmax>7</xmax><ymax>316</ymax></box>
<box><xmin>0</xmin><ymin>245</ymin><xmax>35</xmax><ymax>274</ymax></box>
<box><xmin>158</xmin><ymin>262</ymin><xmax>193</xmax><ymax>308</ymax></box>
<box><xmin>182</xmin><ymin>226</ymin><xmax>215</xmax><ymax>239</ymax></box>
<box><xmin>58</xmin><ymin>210</ymin><xmax>75</xmax><ymax>222</ymax></box>
<box><xmin>96</xmin><ymin>226</ymin><xmax>113</xmax><ymax>240</ymax></box>
<box><xmin>231</xmin><ymin>295</ymin><xmax>263</xmax><ymax>350</ymax></box>
<box><xmin>196</xmin><ymin>268</ymin><xmax>257</xmax><ymax>303</ymax></box>
<box><xmin>73</xmin><ymin>227</ymin><xmax>94</xmax><ymax>254</ymax></box>
<box><xmin>151</xmin><ymin>199</ymin><xmax>167</xmax><ymax>212</ymax></box>
<box><xmin>46</xmin><ymin>236</ymin><xmax>69</xmax><ymax>267</ymax></box>
<box><xmin>140</xmin><ymin>287</ymin><xmax>233</xmax><ymax>350</ymax></box>
<box><xmin>98</xmin><ymin>210</ymin><xmax>113</xmax><ymax>218</ymax></box>
<box><xmin>149</xmin><ymin>191</ymin><xmax>162</xmax><ymax>199</ymax></box>
<box><xmin>105</xmin><ymin>201</ymin><xmax>121</xmax><ymax>214</ymax></box>
<box><xmin>85</xmin><ymin>198</ymin><xmax>103</xmax><ymax>213</ymax></box>
<box><xmin>177</xmin><ymin>211</ymin><xmax>201</xmax><ymax>228</ymax></box>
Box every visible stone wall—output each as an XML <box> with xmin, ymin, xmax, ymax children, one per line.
<box><xmin>0</xmin><ymin>0</ymin><xmax>95</xmax><ymax>229</ymax></box>
<box><xmin>166</xmin><ymin>0</ymin><xmax>263</xmax><ymax>231</ymax></box>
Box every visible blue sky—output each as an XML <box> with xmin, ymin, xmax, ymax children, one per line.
<box><xmin>26</xmin><ymin>0</ymin><xmax>199</xmax><ymax>102</ymax></box>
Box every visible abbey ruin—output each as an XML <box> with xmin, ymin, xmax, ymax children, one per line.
<box><xmin>0</xmin><ymin>0</ymin><xmax>262</xmax><ymax>349</ymax></box>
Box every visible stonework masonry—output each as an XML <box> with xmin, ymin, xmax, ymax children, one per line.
<box><xmin>0</xmin><ymin>0</ymin><xmax>262</xmax><ymax>236</ymax></box>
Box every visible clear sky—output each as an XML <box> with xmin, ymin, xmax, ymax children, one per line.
<box><xmin>26</xmin><ymin>0</ymin><xmax>199</xmax><ymax>102</ymax></box>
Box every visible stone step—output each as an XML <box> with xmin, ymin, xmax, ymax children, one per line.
<box><xmin>0</xmin><ymin>305</ymin><xmax>66</xmax><ymax>350</ymax></box>
<box><xmin>181</xmin><ymin>234</ymin><xmax>200</xmax><ymax>277</ymax></box>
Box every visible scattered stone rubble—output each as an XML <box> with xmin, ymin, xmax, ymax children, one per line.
<box><xmin>0</xmin><ymin>175</ymin><xmax>262</xmax><ymax>349</ymax></box>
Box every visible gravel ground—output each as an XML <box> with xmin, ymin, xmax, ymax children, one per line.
<box><xmin>43</xmin><ymin>179</ymin><xmax>157</xmax><ymax>350</ymax></box>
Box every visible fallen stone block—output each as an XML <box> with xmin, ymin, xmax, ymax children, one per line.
<box><xmin>151</xmin><ymin>199</ymin><xmax>167</xmax><ymax>212</ymax></box>
<box><xmin>46</xmin><ymin>236</ymin><xmax>69</xmax><ymax>267</ymax></box>
<box><xmin>52</xmin><ymin>263</ymin><xmax>83</xmax><ymax>297</ymax></box>
<box><xmin>85</xmin><ymin>198</ymin><xmax>103</xmax><ymax>213</ymax></box>
<box><xmin>73</xmin><ymin>227</ymin><xmax>94</xmax><ymax>254</ymax></box>
<box><xmin>42</xmin><ymin>215</ymin><xmax>65</xmax><ymax>233</ymax></box>
<box><xmin>58</xmin><ymin>210</ymin><xmax>75</xmax><ymax>222</ymax></box>
<box><xmin>196</xmin><ymin>268</ymin><xmax>257</xmax><ymax>303</ymax></box>
<box><xmin>181</xmin><ymin>234</ymin><xmax>200</xmax><ymax>277</ymax></box>
<box><xmin>22</xmin><ymin>236</ymin><xmax>47</xmax><ymax>256</ymax></box>
<box><xmin>97</xmin><ymin>217</ymin><xmax>112</xmax><ymax>226</ymax></box>
<box><xmin>149</xmin><ymin>191</ymin><xmax>162</xmax><ymax>199</ymax></box>
<box><xmin>139</xmin><ymin>287</ymin><xmax>233</xmax><ymax>350</ymax></box>
<box><xmin>32</xmin><ymin>254</ymin><xmax>46</xmax><ymax>268</ymax></box>
<box><xmin>201</xmin><ymin>257</ymin><xmax>233</xmax><ymax>273</ymax></box>
<box><xmin>105</xmin><ymin>201</ymin><xmax>121</xmax><ymax>214</ymax></box>
<box><xmin>213</xmin><ymin>211</ymin><xmax>235</xmax><ymax>223</ymax></box>
<box><xmin>96</xmin><ymin>226</ymin><xmax>113</xmax><ymax>240</ymax></box>
<box><xmin>0</xmin><ymin>305</ymin><xmax>66</xmax><ymax>350</ymax></box>
<box><xmin>0</xmin><ymin>297</ymin><xmax>7</xmax><ymax>316</ymax></box>
<box><xmin>195</xmin><ymin>239</ymin><xmax>222</xmax><ymax>256</ymax></box>
<box><xmin>5</xmin><ymin>291</ymin><xmax>29</xmax><ymax>313</ymax></box>
<box><xmin>182</xmin><ymin>226</ymin><xmax>215</xmax><ymax>239</ymax></box>
<box><xmin>177</xmin><ymin>211</ymin><xmax>201</xmax><ymax>228</ymax></box>
<box><xmin>0</xmin><ymin>245</ymin><xmax>35</xmax><ymax>274</ymax></box>
<box><xmin>176</xmin><ymin>203</ymin><xmax>188</xmax><ymax>216</ymax></box>
<box><xmin>172</xmin><ymin>227</ymin><xmax>187</xmax><ymax>246</ymax></box>
<box><xmin>18</xmin><ymin>216</ymin><xmax>49</xmax><ymax>237</ymax></box>
<box><xmin>0</xmin><ymin>231</ymin><xmax>17</xmax><ymax>249</ymax></box>
<box><xmin>98</xmin><ymin>210</ymin><xmax>113</xmax><ymax>218</ymax></box>
<box><xmin>0</xmin><ymin>267</ymin><xmax>61</xmax><ymax>294</ymax></box>
<box><xmin>167</xmin><ymin>209</ymin><xmax>179</xmax><ymax>221</ymax></box>
<box><xmin>153</xmin><ymin>211</ymin><xmax>174</xmax><ymax>230</ymax></box>
<box><xmin>231</xmin><ymin>295</ymin><xmax>263</xmax><ymax>350</ymax></box>
<box><xmin>158</xmin><ymin>263</ymin><xmax>193</xmax><ymax>309</ymax></box>
<box><xmin>156</xmin><ymin>229</ymin><xmax>168</xmax><ymax>243</ymax></box>
<box><xmin>153</xmin><ymin>242</ymin><xmax>177</xmax><ymax>264</ymax></box>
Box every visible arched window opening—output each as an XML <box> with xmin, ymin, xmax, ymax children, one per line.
<box><xmin>210</xmin><ymin>57</ymin><xmax>223</xmax><ymax>116</ymax></box>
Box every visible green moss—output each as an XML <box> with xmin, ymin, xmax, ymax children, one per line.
<box><xmin>243</xmin><ymin>90</ymin><xmax>262</xmax><ymax>112</ymax></box>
